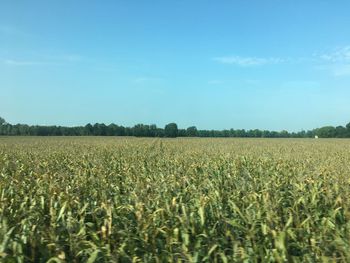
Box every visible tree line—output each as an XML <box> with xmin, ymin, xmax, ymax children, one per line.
<box><xmin>1</xmin><ymin>117</ymin><xmax>350</xmax><ymax>138</ymax></box>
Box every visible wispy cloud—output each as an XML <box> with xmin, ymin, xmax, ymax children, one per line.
<box><xmin>315</xmin><ymin>46</ymin><xmax>350</xmax><ymax>77</ymax></box>
<box><xmin>213</xmin><ymin>56</ymin><xmax>284</xmax><ymax>66</ymax></box>
<box><xmin>213</xmin><ymin>46</ymin><xmax>350</xmax><ymax>78</ymax></box>
<box><xmin>2</xmin><ymin>52</ymin><xmax>82</xmax><ymax>67</ymax></box>
<box><xmin>318</xmin><ymin>46</ymin><xmax>350</xmax><ymax>62</ymax></box>
<box><xmin>3</xmin><ymin>59</ymin><xmax>46</xmax><ymax>66</ymax></box>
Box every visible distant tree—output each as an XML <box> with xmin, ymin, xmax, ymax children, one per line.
<box><xmin>0</xmin><ymin>117</ymin><xmax>6</xmax><ymax>125</ymax></box>
<box><xmin>346</xmin><ymin>122</ymin><xmax>350</xmax><ymax>130</ymax></box>
<box><xmin>17</xmin><ymin>124</ymin><xmax>29</xmax><ymax>135</ymax></box>
<box><xmin>155</xmin><ymin>128</ymin><xmax>164</xmax><ymax>137</ymax></box>
<box><xmin>148</xmin><ymin>124</ymin><xmax>157</xmax><ymax>137</ymax></box>
<box><xmin>253</xmin><ymin>129</ymin><xmax>263</xmax><ymax>137</ymax></box>
<box><xmin>279</xmin><ymin>130</ymin><xmax>290</xmax><ymax>138</ymax></box>
<box><xmin>116</xmin><ymin>125</ymin><xmax>126</xmax><ymax>136</ymax></box>
<box><xmin>262</xmin><ymin>130</ymin><xmax>271</xmax><ymax>138</ymax></box>
<box><xmin>223</xmin><ymin>130</ymin><xmax>230</xmax><ymax>137</ymax></box>
<box><xmin>298</xmin><ymin>130</ymin><xmax>306</xmax><ymax>138</ymax></box>
<box><xmin>316</xmin><ymin>126</ymin><xmax>336</xmax><ymax>138</ymax></box>
<box><xmin>345</xmin><ymin>122</ymin><xmax>350</xmax><ymax>137</ymax></box>
<box><xmin>133</xmin><ymin>124</ymin><xmax>152</xmax><ymax>137</ymax></box>
<box><xmin>186</xmin><ymin>126</ymin><xmax>198</xmax><ymax>137</ymax></box>
<box><xmin>236</xmin><ymin>129</ymin><xmax>246</xmax><ymax>137</ymax></box>
<box><xmin>247</xmin><ymin>129</ymin><xmax>263</xmax><ymax>138</ymax></box>
<box><xmin>335</xmin><ymin>126</ymin><xmax>347</xmax><ymax>138</ymax></box>
<box><xmin>0</xmin><ymin>116</ymin><xmax>349</xmax><ymax>138</ymax></box>
<box><xmin>106</xmin><ymin>124</ymin><xmax>117</xmax><ymax>136</ymax></box>
<box><xmin>133</xmin><ymin>124</ymin><xmax>143</xmax><ymax>137</ymax></box>
<box><xmin>92</xmin><ymin>123</ymin><xmax>107</xmax><ymax>136</ymax></box>
<box><xmin>177</xmin><ymin>129</ymin><xmax>187</xmax><ymax>137</ymax></box>
<box><xmin>229</xmin><ymin>129</ymin><xmax>236</xmax><ymax>137</ymax></box>
<box><xmin>84</xmin><ymin>123</ymin><xmax>93</xmax><ymax>135</ymax></box>
<box><xmin>306</xmin><ymin>130</ymin><xmax>315</xmax><ymax>138</ymax></box>
<box><xmin>270</xmin><ymin>131</ymin><xmax>279</xmax><ymax>138</ymax></box>
<box><xmin>124</xmin><ymin>127</ymin><xmax>133</xmax><ymax>136</ymax></box>
<box><xmin>99</xmin><ymin>123</ymin><xmax>107</xmax><ymax>136</ymax></box>
<box><xmin>164</xmin><ymin>123</ymin><xmax>178</xmax><ymax>138</ymax></box>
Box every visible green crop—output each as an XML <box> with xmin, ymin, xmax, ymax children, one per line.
<box><xmin>1</xmin><ymin>137</ymin><xmax>350</xmax><ymax>262</ymax></box>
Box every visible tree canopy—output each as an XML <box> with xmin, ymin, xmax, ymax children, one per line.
<box><xmin>0</xmin><ymin>117</ymin><xmax>5</xmax><ymax>125</ymax></box>
<box><xmin>164</xmin><ymin>123</ymin><xmax>178</xmax><ymax>138</ymax></box>
<box><xmin>1</xmin><ymin>116</ymin><xmax>350</xmax><ymax>138</ymax></box>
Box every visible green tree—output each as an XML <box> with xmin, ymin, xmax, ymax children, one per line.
<box><xmin>346</xmin><ymin>122</ymin><xmax>350</xmax><ymax>137</ymax></box>
<box><xmin>335</xmin><ymin>126</ymin><xmax>347</xmax><ymax>138</ymax></box>
<box><xmin>186</xmin><ymin>126</ymin><xmax>198</xmax><ymax>137</ymax></box>
<box><xmin>279</xmin><ymin>130</ymin><xmax>290</xmax><ymax>138</ymax></box>
<box><xmin>85</xmin><ymin>123</ymin><xmax>93</xmax><ymax>135</ymax></box>
<box><xmin>346</xmin><ymin>122</ymin><xmax>350</xmax><ymax>130</ymax></box>
<box><xmin>164</xmin><ymin>123</ymin><xmax>178</xmax><ymax>138</ymax></box>
<box><xmin>316</xmin><ymin>126</ymin><xmax>336</xmax><ymax>138</ymax></box>
<box><xmin>0</xmin><ymin>117</ymin><xmax>5</xmax><ymax>125</ymax></box>
<box><xmin>133</xmin><ymin>124</ymin><xmax>151</xmax><ymax>137</ymax></box>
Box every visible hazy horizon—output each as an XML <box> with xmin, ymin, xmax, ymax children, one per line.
<box><xmin>1</xmin><ymin>1</ymin><xmax>350</xmax><ymax>131</ymax></box>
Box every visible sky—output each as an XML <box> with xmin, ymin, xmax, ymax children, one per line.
<box><xmin>1</xmin><ymin>0</ymin><xmax>350</xmax><ymax>131</ymax></box>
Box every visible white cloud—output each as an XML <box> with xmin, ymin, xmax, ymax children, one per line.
<box><xmin>319</xmin><ymin>46</ymin><xmax>350</xmax><ymax>62</ymax></box>
<box><xmin>315</xmin><ymin>46</ymin><xmax>350</xmax><ymax>77</ymax></box>
<box><xmin>213</xmin><ymin>47</ymin><xmax>350</xmax><ymax>68</ymax></box>
<box><xmin>3</xmin><ymin>59</ymin><xmax>45</xmax><ymax>66</ymax></box>
<box><xmin>213</xmin><ymin>56</ymin><xmax>283</xmax><ymax>66</ymax></box>
<box><xmin>2</xmin><ymin>53</ymin><xmax>82</xmax><ymax>67</ymax></box>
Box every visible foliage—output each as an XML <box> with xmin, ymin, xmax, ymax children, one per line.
<box><xmin>164</xmin><ymin>123</ymin><xmax>178</xmax><ymax>138</ymax></box>
<box><xmin>1</xmin><ymin>116</ymin><xmax>350</xmax><ymax>138</ymax></box>
<box><xmin>186</xmin><ymin>126</ymin><xmax>198</xmax><ymax>137</ymax></box>
<box><xmin>1</xmin><ymin>137</ymin><xmax>350</xmax><ymax>262</ymax></box>
<box><xmin>0</xmin><ymin>117</ymin><xmax>5</xmax><ymax>125</ymax></box>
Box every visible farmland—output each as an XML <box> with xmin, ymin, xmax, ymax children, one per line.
<box><xmin>1</xmin><ymin>137</ymin><xmax>350</xmax><ymax>262</ymax></box>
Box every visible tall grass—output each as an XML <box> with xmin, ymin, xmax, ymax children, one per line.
<box><xmin>1</xmin><ymin>137</ymin><xmax>350</xmax><ymax>262</ymax></box>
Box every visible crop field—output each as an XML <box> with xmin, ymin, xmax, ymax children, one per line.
<box><xmin>1</xmin><ymin>137</ymin><xmax>350</xmax><ymax>262</ymax></box>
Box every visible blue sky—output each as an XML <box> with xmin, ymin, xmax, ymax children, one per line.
<box><xmin>1</xmin><ymin>1</ymin><xmax>350</xmax><ymax>131</ymax></box>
